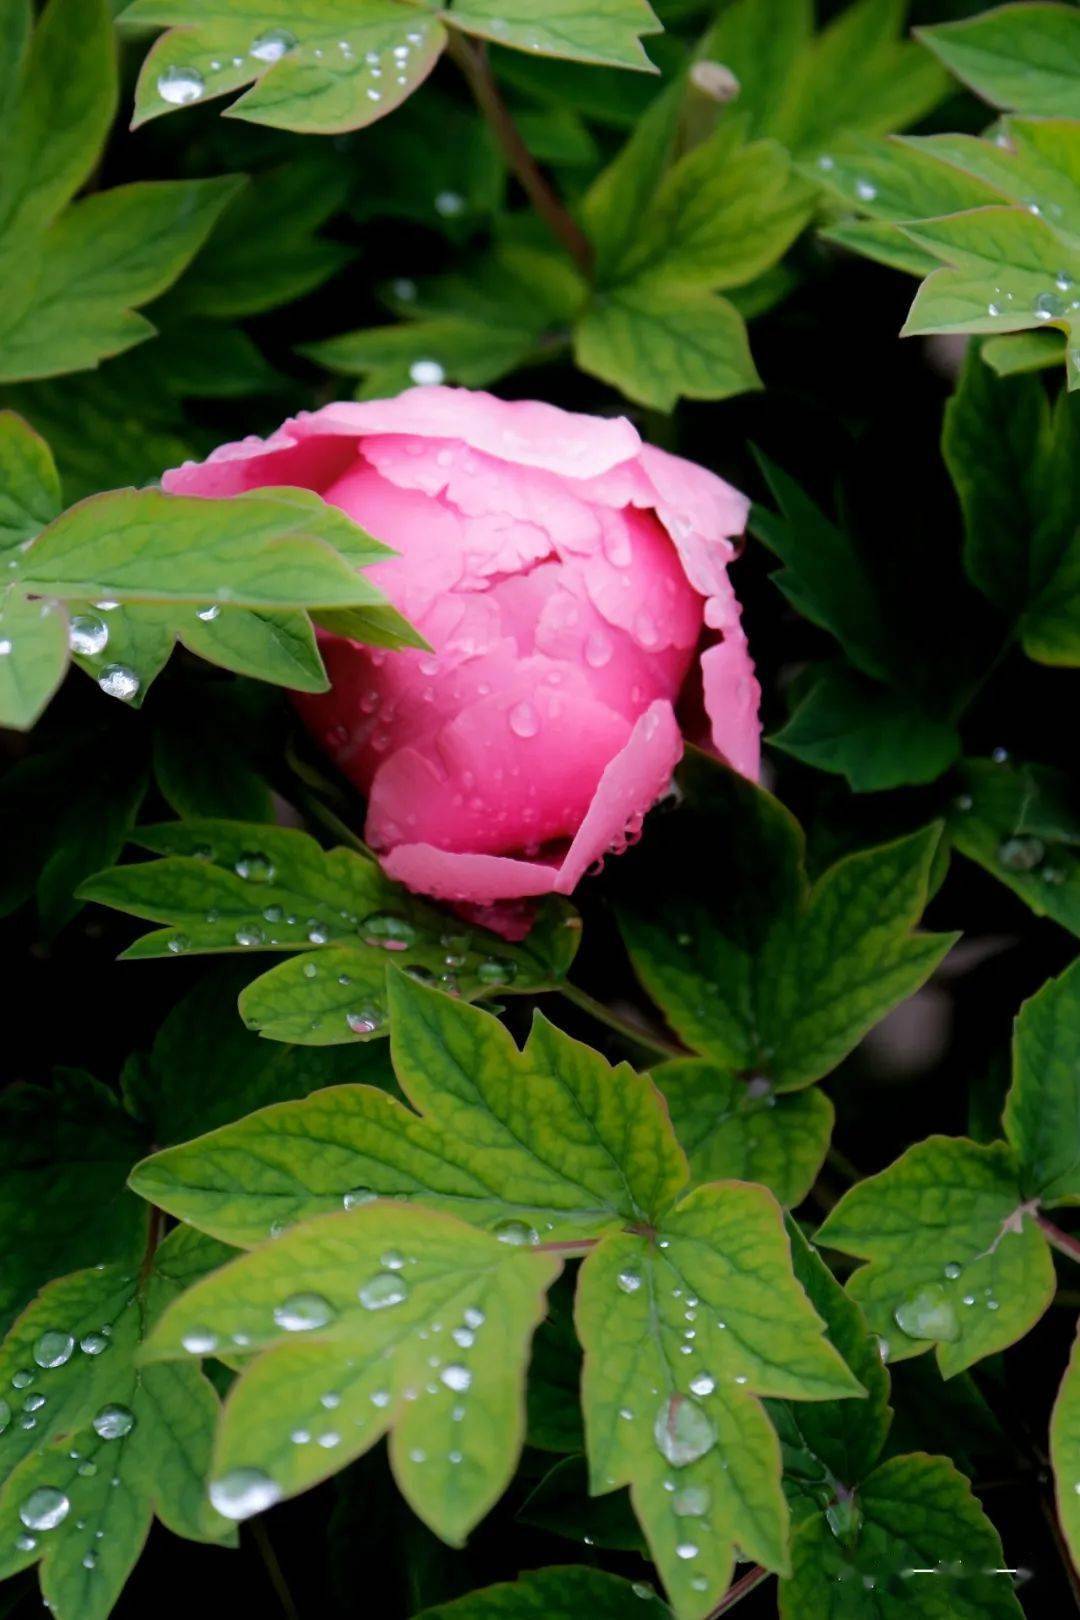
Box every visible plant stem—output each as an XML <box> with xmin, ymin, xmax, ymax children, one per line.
<box><xmin>446</xmin><ymin>31</ymin><xmax>594</xmax><ymax>275</ymax></box>
<box><xmin>1041</xmin><ymin>1491</ymin><xmax>1080</xmax><ymax>1610</ymax></box>
<box><xmin>535</xmin><ymin>1237</ymin><xmax>599</xmax><ymax>1256</ymax></box>
<box><xmin>707</xmin><ymin>1565</ymin><xmax>771</xmax><ymax>1616</ymax></box>
<box><xmin>1038</xmin><ymin>1215</ymin><xmax>1080</xmax><ymax>1266</ymax></box>
<box><xmin>558</xmin><ymin>980</ymin><xmax>686</xmax><ymax>1060</ymax></box>
<box><xmin>250</xmin><ymin>1518</ymin><xmax>301</xmax><ymax>1620</ymax></box>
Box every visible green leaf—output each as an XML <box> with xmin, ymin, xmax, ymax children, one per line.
<box><xmin>808</xmin><ymin>133</ymin><xmax>999</xmax><ymax>226</ymax></box>
<box><xmin>949</xmin><ymin>757</ymin><xmax>1080</xmax><ymax>938</ymax></box>
<box><xmin>414</xmin><ymin>1566</ymin><xmax>670</xmax><ymax>1618</ymax></box>
<box><xmin>82</xmin><ymin>820</ymin><xmax>579</xmax><ymax>1043</ymax></box>
<box><xmin>615</xmin><ymin>130</ymin><xmax>814</xmax><ymax>294</ymax></box>
<box><xmin>124</xmin><ymin>0</ymin><xmax>448</xmax><ymax>134</ymax></box>
<box><xmin>0</xmin><ymin>0</ymin><xmax>116</xmax><ymax>242</ymax></box>
<box><xmin>0</xmin><ymin>176</ymin><xmax>244</xmax><ymax>384</ymax></box>
<box><xmin>910</xmin><ymin>118</ymin><xmax>1080</xmax><ymax>242</ymax></box>
<box><xmin>771</xmin><ymin>664</ymin><xmax>960</xmax><ymax>793</ymax></box>
<box><xmin>0</xmin><ymin>412</ymin><xmax>61</xmax><ymax>561</ymax></box>
<box><xmin>302</xmin><ymin>315</ymin><xmax>541</xmax><ymax>397</ymax></box>
<box><xmin>943</xmin><ymin>343</ymin><xmax>1079</xmax><ymax>614</ymax></box>
<box><xmin>141</xmin><ymin>1202</ymin><xmax>560</xmax><ymax>1544</ymax></box>
<box><xmin>620</xmin><ymin>760</ymin><xmax>953</xmax><ymax>1090</ymax></box>
<box><xmin>445</xmin><ymin>0</ymin><xmax>661</xmax><ymax>69</ymax></box>
<box><xmin>0</xmin><ymin>1229</ymin><xmax>234</xmax><ymax>1620</ymax></box>
<box><xmin>0</xmin><ymin>591</ymin><xmax>69</xmax><ymax>730</ymax></box>
<box><xmin>574</xmin><ymin>280</ymin><xmax>759</xmax><ymax>410</ymax></box>
<box><xmin>654</xmin><ymin>1059</ymin><xmax>834</xmax><ymax>1209</ymax></box>
<box><xmin>167</xmin><ymin>156</ymin><xmax>354</xmax><ymax>319</ymax></box>
<box><xmin>816</xmin><ymin>1136</ymin><xmax>1055</xmax><ymax>1378</ymax></box>
<box><xmin>773</xmin><ymin>1221</ymin><xmax>892</xmax><ymax>1495</ymax></box>
<box><xmin>750</xmin><ymin>453</ymin><xmax>899</xmax><ymax>686</ymax></box>
<box><xmin>982</xmin><ymin>328</ymin><xmax>1065</xmax><ymax>377</ymax></box>
<box><xmin>0</xmin><ymin>1072</ymin><xmax>146</xmax><ymax>1337</ymax></box>
<box><xmin>917</xmin><ymin>2</ymin><xmax>1080</xmax><ymax>117</ymax></box>
<box><xmin>577</xmin><ymin>1184</ymin><xmax>861</xmax><ymax>1617</ymax></box>
<box><xmin>129</xmin><ymin>972</ymin><xmax>685</xmax><ymax>1245</ymax></box>
<box><xmin>0</xmin><ymin>730</ymin><xmax>149</xmax><ymax>933</ymax></box>
<box><xmin>580</xmin><ymin>81</ymin><xmax>681</xmax><ymax>282</ymax></box>
<box><xmin>1051</xmin><ymin>1320</ymin><xmax>1080</xmax><ymax>1577</ymax></box>
<box><xmin>126</xmin><ymin>962</ymin><xmax>396</xmax><ymax>1145</ymax></box>
<box><xmin>19</xmin><ymin>486</ymin><xmax>390</xmax><ymax>609</ymax></box>
<box><xmin>900</xmin><ymin>207</ymin><xmax>1080</xmax><ymax>387</ymax></box>
<box><xmin>780</xmin><ymin>1452</ymin><xmax>1024</xmax><ymax>1618</ymax></box>
<box><xmin>1003</xmin><ymin>959</ymin><xmax>1080</xmax><ymax>1205</ymax></box>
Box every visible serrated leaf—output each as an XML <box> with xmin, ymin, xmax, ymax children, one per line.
<box><xmin>0</xmin><ymin>0</ymin><xmax>116</xmax><ymax>242</ymax></box>
<box><xmin>127</xmin><ymin>962</ymin><xmax>396</xmax><ymax>1145</ymax></box>
<box><xmin>446</xmin><ymin>0</ymin><xmax>661</xmax><ymax>69</ymax></box>
<box><xmin>414</xmin><ymin>1565</ymin><xmax>670</xmax><ymax>1618</ymax></box>
<box><xmin>771</xmin><ymin>664</ymin><xmax>960</xmax><ymax>792</ymax></box>
<box><xmin>0</xmin><ymin>1073</ymin><xmax>146</xmax><ymax>1336</ymax></box>
<box><xmin>140</xmin><ymin>1202</ymin><xmax>560</xmax><ymax>1544</ymax></box>
<box><xmin>1004</xmin><ymin>959</ymin><xmax>1080</xmax><ymax>1205</ymax></box>
<box><xmin>0</xmin><ymin>177</ymin><xmax>244</xmax><ymax>384</ymax></box>
<box><xmin>620</xmin><ymin>759</ymin><xmax>953</xmax><ymax>1090</ymax></box>
<box><xmin>18</xmin><ymin>486</ymin><xmax>390</xmax><ymax>608</ymax></box>
<box><xmin>817</xmin><ymin>1136</ymin><xmax>1055</xmax><ymax>1378</ymax></box>
<box><xmin>1051</xmin><ymin>1320</ymin><xmax>1080</xmax><ymax>1576</ymax></box>
<box><xmin>577</xmin><ymin>1184</ymin><xmax>861</xmax><ymax>1617</ymax></box>
<box><xmin>918</xmin><ymin>2</ymin><xmax>1080</xmax><ymax>117</ymax></box>
<box><xmin>0</xmin><ymin>591</ymin><xmax>69</xmax><ymax>730</ymax></box>
<box><xmin>574</xmin><ymin>280</ymin><xmax>759</xmax><ymax>410</ymax></box>
<box><xmin>129</xmin><ymin>972</ymin><xmax>685</xmax><ymax>1245</ymax></box>
<box><xmin>654</xmin><ymin>1059</ymin><xmax>833</xmax><ymax>1209</ymax></box>
<box><xmin>772</xmin><ymin>1221</ymin><xmax>892</xmax><ymax>1496</ymax></box>
<box><xmin>0</xmin><ymin>1229</ymin><xmax>234</xmax><ymax>1620</ymax></box>
<box><xmin>82</xmin><ymin>820</ymin><xmax>578</xmax><ymax>1043</ymax></box>
<box><xmin>124</xmin><ymin>0</ymin><xmax>447</xmax><ymax>134</ymax></box>
<box><xmin>949</xmin><ymin>757</ymin><xmax>1080</xmax><ymax>937</ymax></box>
<box><xmin>780</xmin><ymin>1451</ymin><xmax>1024</xmax><ymax>1617</ymax></box>
<box><xmin>750</xmin><ymin>453</ymin><xmax>900</xmax><ymax>686</ymax></box>
<box><xmin>901</xmin><ymin>206</ymin><xmax>1080</xmax><ymax>386</ymax></box>
<box><xmin>0</xmin><ymin>412</ymin><xmax>61</xmax><ymax>561</ymax></box>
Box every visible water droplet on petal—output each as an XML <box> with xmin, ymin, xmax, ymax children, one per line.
<box><xmin>508</xmin><ymin>701</ymin><xmax>540</xmax><ymax>739</ymax></box>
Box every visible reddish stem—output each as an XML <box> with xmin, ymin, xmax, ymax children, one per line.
<box><xmin>707</xmin><ymin>1565</ymin><xmax>772</xmax><ymax>1616</ymax></box>
<box><xmin>1038</xmin><ymin>1215</ymin><xmax>1080</xmax><ymax>1266</ymax></box>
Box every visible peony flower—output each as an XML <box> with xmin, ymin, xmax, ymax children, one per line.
<box><xmin>164</xmin><ymin>387</ymin><xmax>759</xmax><ymax>935</ymax></box>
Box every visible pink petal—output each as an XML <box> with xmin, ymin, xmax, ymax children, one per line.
<box><xmin>556</xmin><ymin>700</ymin><xmax>683</xmax><ymax>892</ymax></box>
<box><xmin>382</xmin><ymin>844</ymin><xmax>562</xmax><ymax>902</ymax></box>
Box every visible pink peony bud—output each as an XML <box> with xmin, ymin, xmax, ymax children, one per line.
<box><xmin>164</xmin><ymin>387</ymin><xmax>759</xmax><ymax>935</ymax></box>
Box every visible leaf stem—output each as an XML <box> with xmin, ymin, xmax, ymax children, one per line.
<box><xmin>1038</xmin><ymin>1214</ymin><xmax>1080</xmax><ymax>1266</ymax></box>
<box><xmin>1041</xmin><ymin>1491</ymin><xmax>1080</xmax><ymax>1611</ymax></box>
<box><xmin>250</xmin><ymin>1517</ymin><xmax>301</xmax><ymax>1620</ymax></box>
<box><xmin>557</xmin><ymin>980</ymin><xmax>687</xmax><ymax>1061</ymax></box>
<box><xmin>706</xmin><ymin>1564</ymin><xmax>772</xmax><ymax>1615</ymax></box>
<box><xmin>446</xmin><ymin>31</ymin><xmax>594</xmax><ymax>276</ymax></box>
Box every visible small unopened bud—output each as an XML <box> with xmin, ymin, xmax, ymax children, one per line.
<box><xmin>689</xmin><ymin>60</ymin><xmax>741</xmax><ymax>104</ymax></box>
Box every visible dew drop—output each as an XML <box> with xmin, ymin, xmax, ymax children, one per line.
<box><xmin>343</xmin><ymin>1187</ymin><xmax>377</xmax><ymax>1210</ymax></box>
<box><xmin>92</xmin><ymin>1404</ymin><xmax>136</xmax><ymax>1440</ymax></box>
<box><xmin>250</xmin><ymin>27</ymin><xmax>296</xmax><ymax>62</ymax></box>
<box><xmin>584</xmin><ymin>631</ymin><xmax>613</xmax><ymax>669</ymax></box>
<box><xmin>409</xmin><ymin>359</ymin><xmax>445</xmax><ymax>386</ymax></box>
<box><xmin>855</xmin><ymin>177</ymin><xmax>877</xmax><ymax>201</ymax></box>
<box><xmin>180</xmin><ymin>1327</ymin><xmax>219</xmax><ymax>1355</ymax></box>
<box><xmin>653</xmin><ymin>1395</ymin><xmax>716</xmax><ymax>1467</ymax></box>
<box><xmin>688</xmin><ymin>1373</ymin><xmax>715</xmax><ymax>1397</ymax></box>
<box><xmin>273</xmin><ymin>1293</ymin><xmax>335</xmax><ymax>1333</ymax></box>
<box><xmin>508</xmin><ymin>701</ymin><xmax>540</xmax><ymax>739</ymax></box>
<box><xmin>196</xmin><ymin>603</ymin><xmax>221</xmax><ymax>622</ymax></box>
<box><xmin>346</xmin><ymin>1008</ymin><xmax>383</xmax><ymax>1035</ymax></box>
<box><xmin>68</xmin><ymin>614</ymin><xmax>108</xmax><ymax>657</ymax></box>
<box><xmin>463</xmin><ymin>1307</ymin><xmax>485</xmax><ymax>1330</ymax></box>
<box><xmin>998</xmin><ymin>836</ymin><xmax>1045</xmax><ymax>872</ymax></box>
<box><xmin>208</xmin><ymin>1468</ymin><xmax>282</xmax><ymax>1521</ymax></box>
<box><xmin>476</xmin><ymin>957</ymin><xmax>517</xmax><ymax>986</ymax></box>
<box><xmin>98</xmin><ymin>665</ymin><xmax>139</xmax><ymax>702</ymax></box>
<box><xmin>235</xmin><ymin>852</ymin><xmax>276</xmax><ymax>884</ymax></box>
<box><xmin>157</xmin><ymin>65</ymin><xmax>205</xmax><ymax>105</ymax></box>
<box><xmin>234</xmin><ymin>926</ymin><xmax>264</xmax><ymax>947</ymax></box>
<box><xmin>943</xmin><ymin>1262</ymin><xmax>963</xmax><ymax>1281</ymax></box>
<box><xmin>33</xmin><ymin>1331</ymin><xmax>74</xmax><ymax>1369</ymax></box>
<box><xmin>440</xmin><ymin>1364</ymin><xmax>471</xmax><ymax>1393</ymax></box>
<box><xmin>1034</xmin><ymin>290</ymin><xmax>1066</xmax><ymax>320</ymax></box>
<box><xmin>358</xmin><ymin>1273</ymin><xmax>408</xmax><ymax>1311</ymax></box>
<box><xmin>360</xmin><ymin>912</ymin><xmax>416</xmax><ymax>951</ymax></box>
<box><xmin>493</xmin><ymin>1218</ymin><xmax>538</xmax><ymax>1246</ymax></box>
<box><xmin>893</xmin><ymin>1284</ymin><xmax>959</xmax><ymax>1343</ymax></box>
<box><xmin>19</xmin><ymin>1488</ymin><xmax>69</xmax><ymax>1532</ymax></box>
<box><xmin>672</xmin><ymin>1484</ymin><xmax>710</xmax><ymax>1517</ymax></box>
<box><xmin>675</xmin><ymin>1541</ymin><xmax>699</xmax><ymax>1560</ymax></box>
<box><xmin>617</xmin><ymin>1268</ymin><xmax>642</xmax><ymax>1295</ymax></box>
